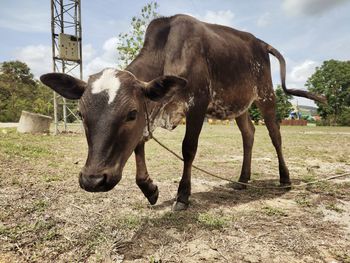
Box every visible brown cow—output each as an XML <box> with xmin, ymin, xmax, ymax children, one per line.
<box><xmin>41</xmin><ymin>15</ymin><xmax>325</xmax><ymax>210</ymax></box>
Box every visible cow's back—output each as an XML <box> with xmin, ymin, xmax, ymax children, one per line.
<box><xmin>146</xmin><ymin>15</ymin><xmax>269</xmax><ymax>84</ymax></box>
<box><xmin>162</xmin><ymin>15</ymin><xmax>271</xmax><ymax>119</ymax></box>
<box><xmin>132</xmin><ymin>15</ymin><xmax>273</xmax><ymax>119</ymax></box>
<box><xmin>137</xmin><ymin>14</ymin><xmax>269</xmax><ymax>80</ymax></box>
<box><xmin>203</xmin><ymin>21</ymin><xmax>269</xmax><ymax>82</ymax></box>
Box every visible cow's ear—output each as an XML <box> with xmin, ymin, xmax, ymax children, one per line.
<box><xmin>143</xmin><ymin>75</ymin><xmax>187</xmax><ymax>102</ymax></box>
<box><xmin>40</xmin><ymin>73</ymin><xmax>87</xmax><ymax>100</ymax></box>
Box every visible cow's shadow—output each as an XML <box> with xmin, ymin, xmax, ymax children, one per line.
<box><xmin>118</xmin><ymin>179</ymin><xmax>300</xmax><ymax>260</ymax></box>
<box><xmin>154</xmin><ymin>179</ymin><xmax>297</xmax><ymax>211</ymax></box>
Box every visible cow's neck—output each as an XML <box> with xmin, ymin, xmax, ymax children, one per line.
<box><xmin>127</xmin><ymin>55</ymin><xmax>190</xmax><ymax>139</ymax></box>
<box><xmin>126</xmin><ymin>51</ymin><xmax>164</xmax><ymax>82</ymax></box>
<box><xmin>142</xmin><ymin>98</ymin><xmax>189</xmax><ymax>139</ymax></box>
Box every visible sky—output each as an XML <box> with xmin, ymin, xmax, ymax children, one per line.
<box><xmin>0</xmin><ymin>0</ymin><xmax>349</xmax><ymax>106</ymax></box>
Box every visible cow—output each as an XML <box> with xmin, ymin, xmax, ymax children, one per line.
<box><xmin>41</xmin><ymin>14</ymin><xmax>325</xmax><ymax>210</ymax></box>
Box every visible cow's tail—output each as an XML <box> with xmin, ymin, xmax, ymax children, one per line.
<box><xmin>263</xmin><ymin>42</ymin><xmax>327</xmax><ymax>104</ymax></box>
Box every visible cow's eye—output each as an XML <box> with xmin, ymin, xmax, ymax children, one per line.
<box><xmin>126</xmin><ymin>110</ymin><xmax>138</xmax><ymax>122</ymax></box>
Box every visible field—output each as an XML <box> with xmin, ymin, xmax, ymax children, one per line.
<box><xmin>0</xmin><ymin>124</ymin><xmax>350</xmax><ymax>262</ymax></box>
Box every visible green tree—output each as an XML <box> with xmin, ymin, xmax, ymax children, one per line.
<box><xmin>249</xmin><ymin>103</ymin><xmax>261</xmax><ymax>124</ymax></box>
<box><xmin>275</xmin><ymin>85</ymin><xmax>293</xmax><ymax>122</ymax></box>
<box><xmin>306</xmin><ymin>60</ymin><xmax>350</xmax><ymax>126</ymax></box>
<box><xmin>117</xmin><ymin>1</ymin><xmax>159</xmax><ymax>68</ymax></box>
<box><xmin>0</xmin><ymin>61</ymin><xmax>53</xmax><ymax>122</ymax></box>
<box><xmin>248</xmin><ymin>86</ymin><xmax>292</xmax><ymax>124</ymax></box>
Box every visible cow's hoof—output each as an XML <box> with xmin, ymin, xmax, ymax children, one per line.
<box><xmin>233</xmin><ymin>182</ymin><xmax>247</xmax><ymax>190</ymax></box>
<box><xmin>280</xmin><ymin>182</ymin><xmax>292</xmax><ymax>190</ymax></box>
<box><xmin>147</xmin><ymin>186</ymin><xmax>159</xmax><ymax>205</ymax></box>
<box><xmin>172</xmin><ymin>201</ymin><xmax>188</xmax><ymax>211</ymax></box>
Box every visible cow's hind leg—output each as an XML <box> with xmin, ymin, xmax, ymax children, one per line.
<box><xmin>257</xmin><ymin>101</ymin><xmax>291</xmax><ymax>187</ymax></box>
<box><xmin>234</xmin><ymin>111</ymin><xmax>255</xmax><ymax>190</ymax></box>
<box><xmin>135</xmin><ymin>142</ymin><xmax>159</xmax><ymax>205</ymax></box>
<box><xmin>173</xmin><ymin>102</ymin><xmax>208</xmax><ymax>211</ymax></box>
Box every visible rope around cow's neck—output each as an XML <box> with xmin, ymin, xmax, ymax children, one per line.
<box><xmin>143</xmin><ymin>102</ymin><xmax>350</xmax><ymax>190</ymax></box>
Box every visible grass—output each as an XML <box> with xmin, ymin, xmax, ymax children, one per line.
<box><xmin>0</xmin><ymin>218</ymin><xmax>58</xmax><ymax>243</ymax></box>
<box><xmin>295</xmin><ymin>196</ymin><xmax>312</xmax><ymax>207</ymax></box>
<box><xmin>301</xmin><ymin>174</ymin><xmax>317</xmax><ymax>183</ymax></box>
<box><xmin>197</xmin><ymin>212</ymin><xmax>231</xmax><ymax>229</ymax></box>
<box><xmin>0</xmin><ymin>140</ymin><xmax>51</xmax><ymax>159</ymax></box>
<box><xmin>262</xmin><ymin>206</ymin><xmax>288</xmax><ymax>217</ymax></box>
<box><xmin>1</xmin><ymin>124</ymin><xmax>350</xmax><ymax>262</ymax></box>
<box><xmin>325</xmin><ymin>203</ymin><xmax>345</xmax><ymax>213</ymax></box>
<box><xmin>149</xmin><ymin>255</ymin><xmax>162</xmax><ymax>263</ymax></box>
<box><xmin>333</xmin><ymin>251</ymin><xmax>350</xmax><ymax>263</ymax></box>
<box><xmin>151</xmin><ymin>211</ymin><xmax>197</xmax><ymax>229</ymax></box>
<box><xmin>42</xmin><ymin>174</ymin><xmax>62</xmax><ymax>183</ymax></box>
<box><xmin>31</xmin><ymin>199</ymin><xmax>49</xmax><ymax>213</ymax></box>
<box><xmin>11</xmin><ymin>177</ymin><xmax>21</xmax><ymax>186</ymax></box>
<box><xmin>118</xmin><ymin>214</ymin><xmax>142</xmax><ymax>229</ymax></box>
<box><xmin>307</xmin><ymin>182</ymin><xmax>350</xmax><ymax>202</ymax></box>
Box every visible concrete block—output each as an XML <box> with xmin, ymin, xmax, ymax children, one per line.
<box><xmin>17</xmin><ymin>111</ymin><xmax>52</xmax><ymax>134</ymax></box>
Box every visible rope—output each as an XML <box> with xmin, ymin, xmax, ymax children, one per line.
<box><xmin>152</xmin><ymin>136</ymin><xmax>350</xmax><ymax>190</ymax></box>
<box><xmin>144</xmin><ymin>102</ymin><xmax>350</xmax><ymax>190</ymax></box>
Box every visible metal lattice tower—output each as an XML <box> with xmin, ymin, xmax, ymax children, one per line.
<box><xmin>51</xmin><ymin>0</ymin><xmax>82</xmax><ymax>134</ymax></box>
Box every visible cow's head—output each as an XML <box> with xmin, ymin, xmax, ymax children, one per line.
<box><xmin>40</xmin><ymin>69</ymin><xmax>187</xmax><ymax>192</ymax></box>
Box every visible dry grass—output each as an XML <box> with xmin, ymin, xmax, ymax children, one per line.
<box><xmin>0</xmin><ymin>124</ymin><xmax>350</xmax><ymax>262</ymax></box>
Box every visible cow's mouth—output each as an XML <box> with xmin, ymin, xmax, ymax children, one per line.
<box><xmin>79</xmin><ymin>172</ymin><xmax>121</xmax><ymax>192</ymax></box>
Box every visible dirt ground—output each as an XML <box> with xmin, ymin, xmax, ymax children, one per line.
<box><xmin>0</xmin><ymin>124</ymin><xmax>350</xmax><ymax>262</ymax></box>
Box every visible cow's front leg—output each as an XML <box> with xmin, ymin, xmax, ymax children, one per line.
<box><xmin>173</xmin><ymin>102</ymin><xmax>207</xmax><ymax>211</ymax></box>
<box><xmin>135</xmin><ymin>142</ymin><xmax>159</xmax><ymax>205</ymax></box>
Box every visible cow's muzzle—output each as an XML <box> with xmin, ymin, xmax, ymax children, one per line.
<box><xmin>79</xmin><ymin>167</ymin><xmax>121</xmax><ymax>192</ymax></box>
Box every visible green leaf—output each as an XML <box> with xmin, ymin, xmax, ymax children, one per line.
<box><xmin>115</xmin><ymin>1</ymin><xmax>159</xmax><ymax>69</ymax></box>
<box><xmin>306</xmin><ymin>60</ymin><xmax>350</xmax><ymax>125</ymax></box>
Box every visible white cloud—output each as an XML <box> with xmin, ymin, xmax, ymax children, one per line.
<box><xmin>0</xmin><ymin>4</ymin><xmax>49</xmax><ymax>33</ymax></box>
<box><xmin>271</xmin><ymin>59</ymin><xmax>320</xmax><ymax>106</ymax></box>
<box><xmin>257</xmin><ymin>12</ymin><xmax>271</xmax><ymax>27</ymax></box>
<box><xmin>13</xmin><ymin>43</ymin><xmax>98</xmax><ymax>79</ymax></box>
<box><xmin>287</xmin><ymin>60</ymin><xmax>321</xmax><ymax>106</ymax></box>
<box><xmin>83</xmin><ymin>44</ymin><xmax>96</xmax><ymax>61</ymax></box>
<box><xmin>12</xmin><ymin>38</ymin><xmax>115</xmax><ymax>79</ymax></box>
<box><xmin>84</xmin><ymin>37</ymin><xmax>120</xmax><ymax>78</ymax></box>
<box><xmin>282</xmin><ymin>0</ymin><xmax>347</xmax><ymax>16</ymax></box>
<box><xmin>14</xmin><ymin>45</ymin><xmax>51</xmax><ymax>79</ymax></box>
<box><xmin>103</xmin><ymin>37</ymin><xmax>119</xmax><ymax>55</ymax></box>
<box><xmin>288</xmin><ymin>60</ymin><xmax>319</xmax><ymax>83</ymax></box>
<box><xmin>269</xmin><ymin>53</ymin><xmax>281</xmax><ymax>79</ymax></box>
<box><xmin>191</xmin><ymin>10</ymin><xmax>235</xmax><ymax>27</ymax></box>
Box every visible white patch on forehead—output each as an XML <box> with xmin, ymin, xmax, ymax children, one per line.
<box><xmin>91</xmin><ymin>69</ymin><xmax>120</xmax><ymax>104</ymax></box>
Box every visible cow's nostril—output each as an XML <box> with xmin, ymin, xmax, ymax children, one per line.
<box><xmin>93</xmin><ymin>174</ymin><xmax>106</xmax><ymax>186</ymax></box>
<box><xmin>79</xmin><ymin>168</ymin><xmax>120</xmax><ymax>192</ymax></box>
<box><xmin>101</xmin><ymin>174</ymin><xmax>107</xmax><ymax>185</ymax></box>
